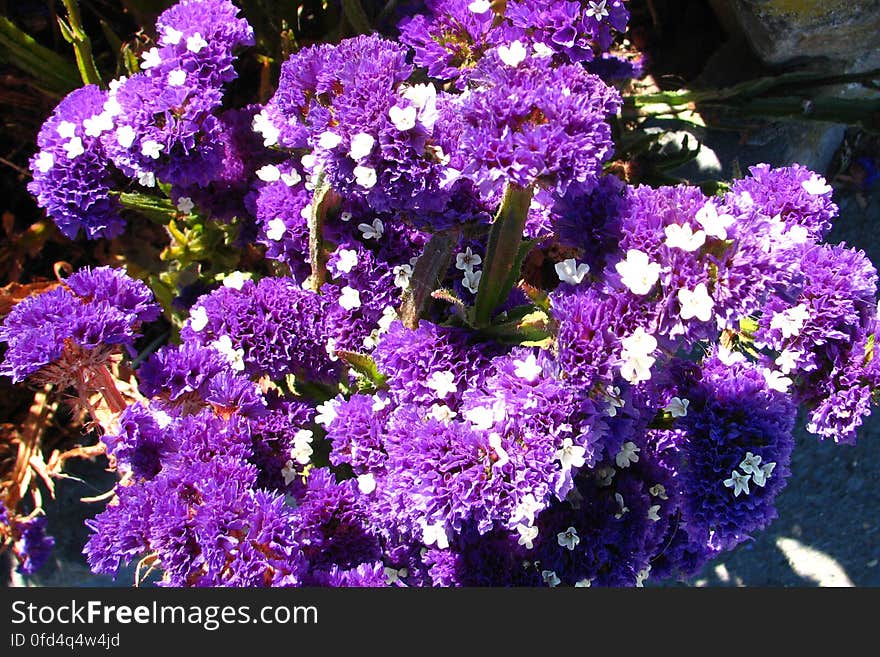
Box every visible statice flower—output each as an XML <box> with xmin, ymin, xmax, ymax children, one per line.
<box><xmin>248</xmin><ymin>398</ymin><xmax>315</xmax><ymax>491</ymax></box>
<box><xmin>103</xmin><ymin>403</ymin><xmax>175</xmax><ymax>479</ymax></box>
<box><xmin>459</xmin><ymin>51</ymin><xmax>620</xmax><ymax>195</ymax></box>
<box><xmin>27</xmin><ymin>85</ymin><xmax>124</xmax><ymax>239</ymax></box>
<box><xmin>14</xmin><ymin>515</ymin><xmax>56</xmax><ymax>575</ymax></box>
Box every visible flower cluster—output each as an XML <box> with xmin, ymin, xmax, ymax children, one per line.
<box><xmin>5</xmin><ymin>0</ymin><xmax>877</xmax><ymax>586</ymax></box>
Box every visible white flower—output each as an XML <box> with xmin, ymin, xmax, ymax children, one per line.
<box><xmin>664</xmin><ymin>396</ymin><xmax>690</xmax><ymax>418</ymax></box>
<box><xmin>140</xmin><ymin>139</ymin><xmax>163</xmax><ymax>159</ymax></box>
<box><xmin>353</xmin><ymin>165</ymin><xmax>378</xmax><ymax>189</ymax></box>
<box><xmin>614</xmin><ymin>492</ymin><xmax>629</xmax><ymax>519</ymax></box>
<box><xmin>211</xmin><ymin>335</ymin><xmax>245</xmax><ymax>371</ymax></box>
<box><xmin>315</xmin><ymin>400</ymin><xmax>339</xmax><ymax>426</ymax></box>
<box><xmin>585</xmin><ymin>0</ymin><xmax>609</xmax><ymax>20</ymax></box>
<box><xmin>786</xmin><ymin>224</ymin><xmax>809</xmax><ymax>244</ymax></box>
<box><xmin>513</xmin><ymin>353</ymin><xmax>543</xmax><ymax>382</ymax></box>
<box><xmin>256</xmin><ymin>164</ymin><xmax>281</xmax><ymax>182</ymax></box>
<box><xmin>317</xmin><ymin>131</ymin><xmax>343</xmax><ymax>150</ymax></box>
<box><xmin>739</xmin><ymin>451</ymin><xmax>763</xmax><ymax>475</ymax></box>
<box><xmin>167</xmin><ymin>69</ymin><xmax>186</xmax><ymax>87</ymax></box>
<box><xmin>83</xmin><ymin>111</ymin><xmax>114</xmax><ymax>137</ymax></box>
<box><xmin>223</xmin><ymin>271</ymin><xmax>249</xmax><ymax>290</ymax></box>
<box><xmin>335</xmin><ymin>248</ymin><xmax>359</xmax><ymax>274</ymax></box>
<box><xmin>393</xmin><ymin>264</ymin><xmax>412</xmax><ymax>289</ymax></box>
<box><xmin>339</xmin><ymin>211</ymin><xmax>353</xmax><ymax>223</ymax></box>
<box><xmin>557</xmin><ymin>527</ymin><xmax>580</xmax><ymax>551</ymax></box>
<box><xmin>468</xmin><ymin>0</ymin><xmax>491</xmax><ymax>12</ymax></box>
<box><xmin>56</xmin><ymin>121</ymin><xmax>77</xmax><ymax>140</ymax></box>
<box><xmin>103</xmin><ymin>96</ymin><xmax>122</xmax><ymax>117</ymax></box>
<box><xmin>63</xmin><ymin>137</ymin><xmax>85</xmax><ymax>159</ymax></box>
<box><xmin>371</xmin><ymin>394</ymin><xmax>391</xmax><ymax>412</ymax></box>
<box><xmin>487</xmin><ymin>432</ymin><xmax>510</xmax><ymax>468</ymax></box>
<box><xmin>723</xmin><ymin>470</ymin><xmax>751</xmax><ymax>497</ymax></box>
<box><xmin>357</xmin><ymin>473</ymin><xmax>377</xmax><ymax>495</ymax></box>
<box><xmin>115</xmin><ymin>125</ymin><xmax>136</xmax><ymax>148</ymax></box>
<box><xmin>137</xmin><ymin>170</ymin><xmax>156</xmax><ymax>187</ymax></box>
<box><xmin>775</xmin><ymin>348</ymin><xmax>800</xmax><ymax>375</ymax></box>
<box><xmin>348</xmin><ymin>132</ymin><xmax>375</xmax><ymax>160</ymax></box>
<box><xmin>649</xmin><ymin>484</ymin><xmax>668</xmax><ymax>500</ymax></box>
<box><xmin>575</xmin><ymin>578</ymin><xmax>593</xmax><ymax>587</ymax></box>
<box><xmin>358</xmin><ymin>218</ymin><xmax>384</xmax><ymax>240</ymax></box>
<box><xmin>162</xmin><ymin>26</ymin><xmax>183</xmax><ymax>45</ymax></box>
<box><xmin>752</xmin><ymin>461</ymin><xmax>776</xmax><ymax>487</ymax></box>
<box><xmin>695</xmin><ymin>201</ymin><xmax>735</xmax><ymax>240</ymax></box>
<box><xmin>402</xmin><ymin>83</ymin><xmax>439</xmax><ymax>130</ymax></box>
<box><xmin>512</xmin><ymin>494</ymin><xmax>543</xmax><ymax>526</ymax></box>
<box><xmin>635</xmin><ymin>566</ymin><xmax>651</xmax><ymax>587</ymax></box>
<box><xmin>615</xmin><ymin>441</ymin><xmax>640</xmax><ymax>468</ymax></box>
<box><xmin>34</xmin><ymin>151</ymin><xmax>54</xmax><ymax>173</ymax></box>
<box><xmin>281</xmin><ymin>169</ymin><xmax>301</xmax><ymax>186</ymax></box>
<box><xmin>389</xmin><ymin>104</ymin><xmax>417</xmax><ymax>131</ymax></box>
<box><xmin>266</xmin><ymin>217</ymin><xmax>287</xmax><ymax>241</ymax></box>
<box><xmin>189</xmin><ymin>306</ymin><xmax>209</xmax><ymax>332</ymax></box>
<box><xmin>462</xmin><ymin>269</ymin><xmax>482</xmax><ymax>294</ymax></box>
<box><xmin>455</xmin><ymin>247</ymin><xmax>482</xmax><ymax>272</ymax></box>
<box><xmin>281</xmin><ymin>460</ymin><xmax>297</xmax><ymax>486</ymax></box>
<box><xmin>176</xmin><ymin>196</ymin><xmax>195</xmax><ymax>214</ymax></box>
<box><xmin>429</xmin><ymin>404</ymin><xmax>457</xmax><ymax>423</ymax></box>
<box><xmin>291</xmin><ymin>429</ymin><xmax>314</xmax><ymax>465</ymax></box>
<box><xmin>300</xmin><ymin>204</ymin><xmax>312</xmax><ymax>220</ymax></box>
<box><xmin>516</xmin><ymin>523</ymin><xmax>539</xmax><ymax>550</ymax></box>
<box><xmin>383</xmin><ymin>566</ymin><xmax>408</xmax><ymax>585</ymax></box>
<box><xmin>186</xmin><ymin>33</ymin><xmax>208</xmax><ymax>53</ymax></box>
<box><xmin>426</xmin><ymin>370</ymin><xmax>457</xmax><ymax>399</ymax></box>
<box><xmin>464</xmin><ymin>405</ymin><xmax>496</xmax><ymax>432</ymax></box>
<box><xmin>770</xmin><ymin>303</ymin><xmax>810</xmax><ymax>339</ymax></box>
<box><xmin>555</xmin><ymin>258</ymin><xmax>590</xmax><ymax>285</ymax></box>
<box><xmin>763</xmin><ymin>368</ymin><xmax>793</xmax><ymax>393</ymax></box>
<box><xmin>421</xmin><ymin>521</ymin><xmax>449</xmax><ymax>549</ymax></box>
<box><xmin>647</xmin><ymin>505</ymin><xmax>661</xmax><ymax>522</ymax></box>
<box><xmin>801</xmin><ymin>174</ymin><xmax>831</xmax><ymax>196</ymax></box>
<box><xmin>615</xmin><ymin>249</ymin><xmax>660</xmax><ymax>295</ymax></box>
<box><xmin>555</xmin><ymin>437</ymin><xmax>586</xmax><ymax>470</ymax></box>
<box><xmin>678</xmin><ymin>283</ymin><xmax>714</xmax><ymax>322</ymax></box>
<box><xmin>141</xmin><ymin>47</ymin><xmax>161</xmax><ymax>69</ymax></box>
<box><xmin>533</xmin><ymin>42</ymin><xmax>554</xmax><ymax>58</ymax></box>
<box><xmin>541</xmin><ymin>570</ymin><xmax>561</xmax><ymax>587</ymax></box>
<box><xmin>498</xmin><ymin>40</ymin><xmax>528</xmax><ymax>67</ymax></box>
<box><xmin>619</xmin><ymin>328</ymin><xmax>657</xmax><ymax>384</ymax></box>
<box><xmin>339</xmin><ymin>286</ymin><xmax>362</xmax><ymax>310</ymax></box>
<box><xmin>252</xmin><ymin>110</ymin><xmax>280</xmax><ymax>147</ymax></box>
<box><xmin>665</xmin><ymin>223</ymin><xmax>706</xmax><ymax>252</ymax></box>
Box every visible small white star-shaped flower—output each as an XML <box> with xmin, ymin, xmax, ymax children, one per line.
<box><xmin>358</xmin><ymin>218</ymin><xmax>384</xmax><ymax>240</ymax></box>
<box><xmin>515</xmin><ymin>523</ymin><xmax>538</xmax><ymax>549</ymax></box>
<box><xmin>186</xmin><ymin>33</ymin><xmax>208</xmax><ymax>53</ymax></box>
<box><xmin>140</xmin><ymin>139</ymin><xmax>163</xmax><ymax>159</ymax></box>
<box><xmin>586</xmin><ymin>0</ymin><xmax>610</xmax><ymax>20</ymax></box>
<box><xmin>256</xmin><ymin>164</ymin><xmax>281</xmax><ymax>182</ymax></box>
<box><xmin>513</xmin><ymin>353</ymin><xmax>542</xmax><ymax>382</ymax></box>
<box><xmin>56</xmin><ymin>120</ymin><xmax>77</xmax><ymax>139</ymax></box>
<box><xmin>512</xmin><ymin>494</ymin><xmax>543</xmax><ymax>526</ymax></box>
<box><xmin>763</xmin><ymin>368</ymin><xmax>793</xmax><ymax>393</ymax></box>
<box><xmin>614</xmin><ymin>492</ymin><xmax>629</xmax><ymax>519</ymax></box>
<box><xmin>678</xmin><ymin>283</ymin><xmax>714</xmax><ymax>322</ymax></box>
<box><xmin>488</xmin><ymin>432</ymin><xmax>509</xmax><ymax>468</ymax></box>
<box><xmin>34</xmin><ymin>151</ymin><xmax>54</xmax><ymax>173</ymax></box>
<box><xmin>619</xmin><ymin>328</ymin><xmax>658</xmax><ymax>384</ymax></box>
<box><xmin>555</xmin><ymin>438</ymin><xmax>586</xmax><ymax>470</ymax></box>
<box><xmin>647</xmin><ymin>505</ymin><xmax>661</xmax><ymax>522</ymax></box>
<box><xmin>315</xmin><ymin>399</ymin><xmax>339</xmax><ymax>426</ymax></box>
<box><xmin>162</xmin><ymin>26</ymin><xmax>183</xmax><ymax>45</ymax></box>
<box><xmin>281</xmin><ymin>169</ymin><xmax>301</xmax><ymax>186</ymax></box>
<box><xmin>421</xmin><ymin>521</ymin><xmax>449</xmax><ymax>549</ymax></box>
<box><xmin>83</xmin><ymin>111</ymin><xmax>114</xmax><ymax>137</ymax></box>
<box><xmin>615</xmin><ymin>249</ymin><xmax>660</xmax><ymax>296</ymax></box>
<box><xmin>775</xmin><ymin>348</ymin><xmax>800</xmax><ymax>375</ymax></box>
<box><xmin>595</xmin><ymin>466</ymin><xmax>615</xmax><ymax>487</ymax></box>
<box><xmin>468</xmin><ymin>0</ymin><xmax>491</xmax><ymax>12</ymax></box>
<box><xmin>426</xmin><ymin>370</ymin><xmax>457</xmax><ymax>399</ymax></box>
<box><xmin>665</xmin><ymin>223</ymin><xmax>706</xmax><ymax>252</ymax></box>
<box><xmin>429</xmin><ymin>404</ymin><xmax>457</xmax><ymax>423</ymax></box>
<box><xmin>389</xmin><ymin>104</ymin><xmax>417</xmax><ymax>131</ymax></box>
<box><xmin>252</xmin><ymin>110</ymin><xmax>280</xmax><ymax>147</ymax></box>
<box><xmin>335</xmin><ymin>248</ymin><xmax>359</xmax><ymax>274</ymax></box>
<box><xmin>635</xmin><ymin>566</ymin><xmax>651</xmax><ymax>587</ymax></box>
<box><xmin>357</xmin><ymin>473</ymin><xmax>377</xmax><ymax>494</ymax></box>
<box><xmin>575</xmin><ymin>578</ymin><xmax>593</xmax><ymax>587</ymax></box>
<box><xmin>498</xmin><ymin>40</ymin><xmax>528</xmax><ymax>67</ymax></box>
<box><xmin>649</xmin><ymin>484</ymin><xmax>668</xmax><ymax>500</ymax></box>
<box><xmin>555</xmin><ymin>258</ymin><xmax>590</xmax><ymax>285</ymax></box>
<box><xmin>615</xmin><ymin>441</ymin><xmax>640</xmax><ymax>468</ymax></box>
<box><xmin>462</xmin><ymin>269</ymin><xmax>482</xmax><ymax>294</ymax></box>
<box><xmin>167</xmin><ymin>69</ymin><xmax>186</xmax><ymax>87</ymax></box>
<box><xmin>281</xmin><ymin>460</ymin><xmax>297</xmax><ymax>486</ymax></box>
<box><xmin>542</xmin><ymin>570</ymin><xmax>561</xmax><ymax>587</ymax></box>
<box><xmin>141</xmin><ymin>47</ymin><xmax>161</xmax><ymax>69</ymax></box>
<box><xmin>393</xmin><ymin>264</ymin><xmax>412</xmax><ymax>289</ymax></box>
<box><xmin>348</xmin><ymin>132</ymin><xmax>375</xmax><ymax>160</ymax></box>
<box><xmin>664</xmin><ymin>397</ymin><xmax>690</xmax><ymax>418</ymax></box>
<box><xmin>137</xmin><ymin>170</ymin><xmax>156</xmax><ymax>187</ymax></box>
<box><xmin>63</xmin><ymin>137</ymin><xmax>85</xmax><ymax>159</ymax></box>
<box><xmin>317</xmin><ymin>131</ymin><xmax>343</xmax><ymax>149</ymax></box>
<box><xmin>291</xmin><ymin>429</ymin><xmax>314</xmax><ymax>465</ymax></box>
<box><xmin>695</xmin><ymin>201</ymin><xmax>735</xmax><ymax>240</ymax></box>
<box><xmin>176</xmin><ymin>196</ymin><xmax>195</xmax><ymax>214</ymax></box>
<box><xmin>739</xmin><ymin>452</ymin><xmax>763</xmax><ymax>475</ymax></box>
<box><xmin>464</xmin><ymin>405</ymin><xmax>496</xmax><ymax>431</ymax></box>
<box><xmin>383</xmin><ymin>566</ymin><xmax>408</xmax><ymax>585</ymax></box>
<box><xmin>266</xmin><ymin>217</ymin><xmax>287</xmax><ymax>241</ymax></box>
<box><xmin>339</xmin><ymin>286</ymin><xmax>362</xmax><ymax>310</ymax></box>
<box><xmin>115</xmin><ymin>125</ymin><xmax>136</xmax><ymax>148</ymax></box>
<box><xmin>604</xmin><ymin>386</ymin><xmax>625</xmax><ymax>417</ymax></box>
<box><xmin>455</xmin><ymin>247</ymin><xmax>482</xmax><ymax>272</ymax></box>
<box><xmin>801</xmin><ymin>174</ymin><xmax>832</xmax><ymax>196</ymax></box>
<box><xmin>770</xmin><ymin>303</ymin><xmax>810</xmax><ymax>339</ymax></box>
<box><xmin>189</xmin><ymin>305</ymin><xmax>209</xmax><ymax>332</ymax></box>
<box><xmin>211</xmin><ymin>335</ymin><xmax>245</xmax><ymax>371</ymax></box>
<box><xmin>723</xmin><ymin>470</ymin><xmax>751</xmax><ymax>497</ymax></box>
<box><xmin>223</xmin><ymin>271</ymin><xmax>249</xmax><ymax>290</ymax></box>
<box><xmin>752</xmin><ymin>461</ymin><xmax>776</xmax><ymax>487</ymax></box>
<box><xmin>557</xmin><ymin>527</ymin><xmax>580</xmax><ymax>551</ymax></box>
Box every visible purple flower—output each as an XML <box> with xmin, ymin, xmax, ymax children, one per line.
<box><xmin>15</xmin><ymin>515</ymin><xmax>55</xmax><ymax>575</ymax></box>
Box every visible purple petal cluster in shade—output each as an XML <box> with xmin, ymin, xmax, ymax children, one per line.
<box><xmin>27</xmin><ymin>85</ymin><xmax>124</xmax><ymax>240</ymax></box>
<box><xmin>14</xmin><ymin>515</ymin><xmax>56</xmax><ymax>575</ymax></box>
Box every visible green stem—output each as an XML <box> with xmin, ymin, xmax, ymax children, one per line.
<box><xmin>306</xmin><ymin>174</ymin><xmax>341</xmax><ymax>293</ymax></box>
<box><xmin>59</xmin><ymin>0</ymin><xmax>103</xmax><ymax>86</ymax></box>
<box><xmin>400</xmin><ymin>232</ymin><xmax>459</xmax><ymax>329</ymax></box>
<box><xmin>473</xmin><ymin>183</ymin><xmax>534</xmax><ymax>328</ymax></box>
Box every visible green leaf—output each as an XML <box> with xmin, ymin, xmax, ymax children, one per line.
<box><xmin>336</xmin><ymin>350</ymin><xmax>388</xmax><ymax>389</ymax></box>
<box><xmin>59</xmin><ymin>0</ymin><xmax>103</xmax><ymax>86</ymax></box>
<box><xmin>118</xmin><ymin>192</ymin><xmax>178</xmax><ymax>224</ymax></box>
<box><xmin>481</xmin><ymin>308</ymin><xmax>552</xmax><ymax>345</ymax></box>
<box><xmin>0</xmin><ymin>17</ymin><xmax>79</xmax><ymax>97</ymax></box>
<box><xmin>400</xmin><ymin>231</ymin><xmax>459</xmax><ymax>328</ymax></box>
<box><xmin>473</xmin><ymin>183</ymin><xmax>534</xmax><ymax>327</ymax></box>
